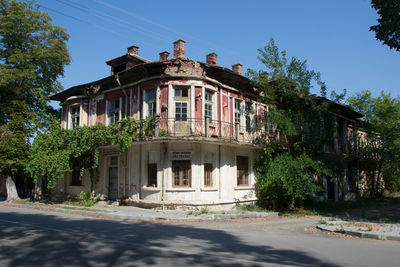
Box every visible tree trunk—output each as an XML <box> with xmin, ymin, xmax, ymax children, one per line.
<box><xmin>6</xmin><ymin>175</ymin><xmax>20</xmax><ymax>201</ymax></box>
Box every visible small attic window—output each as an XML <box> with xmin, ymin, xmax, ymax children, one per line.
<box><xmin>113</xmin><ymin>63</ymin><xmax>127</xmax><ymax>74</ymax></box>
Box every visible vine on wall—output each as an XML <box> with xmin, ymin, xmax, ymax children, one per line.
<box><xmin>27</xmin><ymin>117</ymin><xmax>153</xmax><ymax>192</ymax></box>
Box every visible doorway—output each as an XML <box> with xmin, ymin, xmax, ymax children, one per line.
<box><xmin>108</xmin><ymin>156</ymin><xmax>118</xmax><ymax>200</ymax></box>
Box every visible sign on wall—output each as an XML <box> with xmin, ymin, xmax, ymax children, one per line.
<box><xmin>171</xmin><ymin>151</ymin><xmax>192</xmax><ymax>160</ymax></box>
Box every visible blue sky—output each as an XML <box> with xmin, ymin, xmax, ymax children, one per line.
<box><xmin>37</xmin><ymin>0</ymin><xmax>400</xmax><ymax>100</ymax></box>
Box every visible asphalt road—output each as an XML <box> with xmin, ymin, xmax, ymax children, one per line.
<box><xmin>0</xmin><ymin>206</ymin><xmax>399</xmax><ymax>267</ymax></box>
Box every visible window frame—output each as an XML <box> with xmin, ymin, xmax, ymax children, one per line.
<box><xmin>172</xmin><ymin>160</ymin><xmax>191</xmax><ymax>187</ymax></box>
<box><xmin>236</xmin><ymin>156</ymin><xmax>249</xmax><ymax>186</ymax></box>
<box><xmin>204</xmin><ymin>163</ymin><xmax>213</xmax><ymax>187</ymax></box>
<box><xmin>107</xmin><ymin>99</ymin><xmax>121</xmax><ymax>125</ymax></box>
<box><xmin>245</xmin><ymin>102</ymin><xmax>252</xmax><ymax>133</ymax></box>
<box><xmin>175</xmin><ymin>101</ymin><xmax>188</xmax><ymax>121</ymax></box>
<box><xmin>145</xmin><ymin>89</ymin><xmax>157</xmax><ymax>117</ymax></box>
<box><xmin>234</xmin><ymin>99</ymin><xmax>241</xmax><ymax>125</ymax></box>
<box><xmin>69</xmin><ymin>105</ymin><xmax>80</xmax><ymax>129</ymax></box>
<box><xmin>147</xmin><ymin>163</ymin><xmax>157</xmax><ymax>187</ymax></box>
<box><xmin>174</xmin><ymin>87</ymin><xmax>189</xmax><ymax>97</ymax></box>
<box><xmin>204</xmin><ymin>91</ymin><xmax>213</xmax><ymax>119</ymax></box>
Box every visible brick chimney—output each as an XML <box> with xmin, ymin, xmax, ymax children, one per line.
<box><xmin>127</xmin><ymin>45</ymin><xmax>139</xmax><ymax>56</ymax></box>
<box><xmin>159</xmin><ymin>51</ymin><xmax>170</xmax><ymax>61</ymax></box>
<box><xmin>173</xmin><ymin>39</ymin><xmax>186</xmax><ymax>58</ymax></box>
<box><xmin>206</xmin><ymin>53</ymin><xmax>218</xmax><ymax>65</ymax></box>
<box><xmin>232</xmin><ymin>63</ymin><xmax>242</xmax><ymax>75</ymax></box>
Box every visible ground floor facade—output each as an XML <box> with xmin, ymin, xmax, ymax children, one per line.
<box><xmin>54</xmin><ymin>140</ymin><xmax>258</xmax><ymax>207</ymax></box>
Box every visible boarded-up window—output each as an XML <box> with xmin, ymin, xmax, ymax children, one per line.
<box><xmin>204</xmin><ymin>163</ymin><xmax>213</xmax><ymax>187</ymax></box>
<box><xmin>172</xmin><ymin>160</ymin><xmax>191</xmax><ymax>187</ymax></box>
<box><xmin>237</xmin><ymin>156</ymin><xmax>249</xmax><ymax>186</ymax></box>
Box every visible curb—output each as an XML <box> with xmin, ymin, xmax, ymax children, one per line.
<box><xmin>0</xmin><ymin>202</ymin><xmax>279</xmax><ymax>222</ymax></box>
<box><xmin>316</xmin><ymin>225</ymin><xmax>400</xmax><ymax>241</ymax></box>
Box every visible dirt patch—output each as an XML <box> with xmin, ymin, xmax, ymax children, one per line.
<box><xmin>305</xmin><ymin>226</ymin><xmax>358</xmax><ymax>238</ymax></box>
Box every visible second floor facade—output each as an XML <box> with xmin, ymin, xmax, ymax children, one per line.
<box><xmin>52</xmin><ymin>40</ymin><xmax>366</xmax><ymax>154</ymax></box>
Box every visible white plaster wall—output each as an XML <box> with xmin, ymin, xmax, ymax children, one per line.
<box><xmin>69</xmin><ymin>141</ymin><xmax>258</xmax><ymax>205</ymax></box>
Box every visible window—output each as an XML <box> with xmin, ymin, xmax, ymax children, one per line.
<box><xmin>70</xmin><ymin>106</ymin><xmax>80</xmax><ymax>129</ymax></box>
<box><xmin>204</xmin><ymin>91</ymin><xmax>213</xmax><ymax>119</ymax></box>
<box><xmin>110</xmin><ymin>156</ymin><xmax>118</xmax><ymax>166</ymax></box>
<box><xmin>245</xmin><ymin>102</ymin><xmax>252</xmax><ymax>133</ymax></box>
<box><xmin>204</xmin><ymin>163</ymin><xmax>213</xmax><ymax>187</ymax></box>
<box><xmin>237</xmin><ymin>156</ymin><xmax>249</xmax><ymax>186</ymax></box>
<box><xmin>146</xmin><ymin>89</ymin><xmax>156</xmax><ymax>117</ymax></box>
<box><xmin>175</xmin><ymin>102</ymin><xmax>187</xmax><ymax>121</ymax></box>
<box><xmin>172</xmin><ymin>160</ymin><xmax>191</xmax><ymax>187</ymax></box>
<box><xmin>235</xmin><ymin>99</ymin><xmax>241</xmax><ymax>125</ymax></box>
<box><xmin>147</xmin><ymin>163</ymin><xmax>157</xmax><ymax>187</ymax></box>
<box><xmin>175</xmin><ymin>87</ymin><xmax>188</xmax><ymax>97</ymax></box>
<box><xmin>107</xmin><ymin>99</ymin><xmax>120</xmax><ymax>124</ymax></box>
<box><xmin>70</xmin><ymin>167</ymin><xmax>82</xmax><ymax>186</ymax></box>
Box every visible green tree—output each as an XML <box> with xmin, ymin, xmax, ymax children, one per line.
<box><xmin>370</xmin><ymin>0</ymin><xmax>400</xmax><ymax>51</ymax></box>
<box><xmin>348</xmin><ymin>90</ymin><xmax>400</xmax><ymax>194</ymax></box>
<box><xmin>248</xmin><ymin>38</ymin><xmax>334</xmax><ymax>209</ymax></box>
<box><xmin>0</xmin><ymin>0</ymin><xmax>70</xmax><ymax>199</ymax></box>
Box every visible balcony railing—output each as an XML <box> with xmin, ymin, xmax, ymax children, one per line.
<box><xmin>150</xmin><ymin>116</ymin><xmax>268</xmax><ymax>144</ymax></box>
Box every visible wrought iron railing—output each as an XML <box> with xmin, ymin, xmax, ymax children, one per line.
<box><xmin>150</xmin><ymin>116</ymin><xmax>267</xmax><ymax>144</ymax></box>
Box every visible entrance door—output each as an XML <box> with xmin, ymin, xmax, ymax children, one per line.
<box><xmin>108</xmin><ymin>156</ymin><xmax>118</xmax><ymax>200</ymax></box>
<box><xmin>327</xmin><ymin>178</ymin><xmax>335</xmax><ymax>200</ymax></box>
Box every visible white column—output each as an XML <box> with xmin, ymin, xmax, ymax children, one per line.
<box><xmin>119</xmin><ymin>97</ymin><xmax>122</xmax><ymax>120</ymax></box>
<box><xmin>156</xmin><ymin>85</ymin><xmax>160</xmax><ymax>115</ymax></box>
<box><xmin>190</xmin><ymin>84</ymin><xmax>195</xmax><ymax>133</ymax></box>
<box><xmin>168</xmin><ymin>84</ymin><xmax>173</xmax><ymax>119</ymax></box>
<box><xmin>142</xmin><ymin>90</ymin><xmax>146</xmax><ymax>119</ymax></box>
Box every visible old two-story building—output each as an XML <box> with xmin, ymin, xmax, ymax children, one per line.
<box><xmin>50</xmin><ymin>40</ymin><xmax>269</xmax><ymax>207</ymax></box>
<box><xmin>50</xmin><ymin>40</ymin><xmax>372</xmax><ymax>207</ymax></box>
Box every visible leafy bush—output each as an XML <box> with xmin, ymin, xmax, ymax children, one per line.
<box><xmin>255</xmin><ymin>148</ymin><xmax>330</xmax><ymax>210</ymax></box>
<box><xmin>79</xmin><ymin>191</ymin><xmax>91</xmax><ymax>201</ymax></box>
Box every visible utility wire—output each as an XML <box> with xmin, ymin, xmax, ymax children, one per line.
<box><xmin>53</xmin><ymin>0</ymin><xmax>211</xmax><ymax>56</ymax></box>
<box><xmin>93</xmin><ymin>0</ymin><xmax>251</xmax><ymax>60</ymax></box>
<box><xmin>40</xmin><ymin>3</ymin><xmax>165</xmax><ymax>51</ymax></box>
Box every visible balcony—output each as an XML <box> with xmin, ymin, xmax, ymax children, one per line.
<box><xmin>149</xmin><ymin>116</ymin><xmax>268</xmax><ymax>145</ymax></box>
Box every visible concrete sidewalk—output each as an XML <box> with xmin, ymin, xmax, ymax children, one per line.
<box><xmin>0</xmin><ymin>201</ymin><xmax>279</xmax><ymax>221</ymax></box>
<box><xmin>317</xmin><ymin>219</ymin><xmax>400</xmax><ymax>241</ymax></box>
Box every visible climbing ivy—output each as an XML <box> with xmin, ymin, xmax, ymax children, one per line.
<box><xmin>27</xmin><ymin>117</ymin><xmax>153</xmax><ymax>191</ymax></box>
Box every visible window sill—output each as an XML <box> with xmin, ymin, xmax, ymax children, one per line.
<box><xmin>201</xmin><ymin>187</ymin><xmax>218</xmax><ymax>192</ymax></box>
<box><xmin>166</xmin><ymin>188</ymin><xmax>196</xmax><ymax>192</ymax></box>
<box><xmin>234</xmin><ymin>186</ymin><xmax>254</xmax><ymax>190</ymax></box>
<box><xmin>142</xmin><ymin>187</ymin><xmax>160</xmax><ymax>192</ymax></box>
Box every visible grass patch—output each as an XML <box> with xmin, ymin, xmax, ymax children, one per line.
<box><xmin>63</xmin><ymin>199</ymin><xmax>98</xmax><ymax>207</ymax></box>
<box><xmin>279</xmin><ymin>208</ymin><xmax>319</xmax><ymax>217</ymax></box>
<box><xmin>236</xmin><ymin>204</ymin><xmax>271</xmax><ymax>213</ymax></box>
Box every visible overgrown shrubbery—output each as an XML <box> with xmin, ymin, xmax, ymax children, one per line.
<box><xmin>255</xmin><ymin>148</ymin><xmax>330</xmax><ymax>210</ymax></box>
<box><xmin>249</xmin><ymin>38</ymin><xmax>341</xmax><ymax>210</ymax></box>
<box><xmin>27</xmin><ymin>117</ymin><xmax>153</xmax><ymax>191</ymax></box>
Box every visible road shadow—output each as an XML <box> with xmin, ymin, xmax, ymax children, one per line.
<box><xmin>0</xmin><ymin>210</ymin><xmax>339</xmax><ymax>266</ymax></box>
